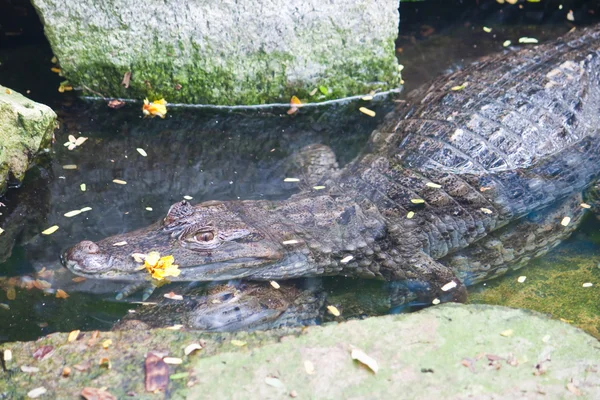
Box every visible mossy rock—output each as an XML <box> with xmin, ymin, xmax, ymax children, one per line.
<box><xmin>31</xmin><ymin>0</ymin><xmax>401</xmax><ymax>105</ymax></box>
<box><xmin>1</xmin><ymin>304</ymin><xmax>599</xmax><ymax>398</ymax></box>
<box><xmin>0</xmin><ymin>85</ymin><xmax>56</xmax><ymax>195</ymax></box>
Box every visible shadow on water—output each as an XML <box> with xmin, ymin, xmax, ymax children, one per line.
<box><xmin>1</xmin><ymin>0</ymin><xmax>600</xmax><ymax>342</ymax></box>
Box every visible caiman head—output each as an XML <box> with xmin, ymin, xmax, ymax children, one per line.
<box><xmin>62</xmin><ymin>200</ymin><xmax>284</xmax><ymax>281</ymax></box>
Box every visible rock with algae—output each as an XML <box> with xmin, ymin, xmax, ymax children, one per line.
<box><xmin>30</xmin><ymin>0</ymin><xmax>401</xmax><ymax>105</ymax></box>
<box><xmin>469</xmin><ymin>239</ymin><xmax>600</xmax><ymax>339</ymax></box>
<box><xmin>1</xmin><ymin>304</ymin><xmax>599</xmax><ymax>398</ymax></box>
<box><xmin>0</xmin><ymin>85</ymin><xmax>56</xmax><ymax>195</ymax></box>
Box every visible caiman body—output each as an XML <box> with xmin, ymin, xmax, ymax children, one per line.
<box><xmin>64</xmin><ymin>25</ymin><xmax>600</xmax><ymax>304</ymax></box>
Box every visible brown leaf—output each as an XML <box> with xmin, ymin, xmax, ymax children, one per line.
<box><xmin>145</xmin><ymin>352</ymin><xmax>169</xmax><ymax>393</ymax></box>
<box><xmin>81</xmin><ymin>387</ymin><xmax>117</xmax><ymax>400</ymax></box>
<box><xmin>566</xmin><ymin>382</ymin><xmax>582</xmax><ymax>396</ymax></box>
<box><xmin>62</xmin><ymin>366</ymin><xmax>71</xmax><ymax>377</ymax></box>
<box><xmin>32</xmin><ymin>345</ymin><xmax>54</xmax><ymax>360</ymax></box>
<box><xmin>73</xmin><ymin>361</ymin><xmax>91</xmax><ymax>372</ymax></box>
<box><xmin>56</xmin><ymin>289</ymin><xmax>69</xmax><ymax>299</ymax></box>
<box><xmin>72</xmin><ymin>276</ymin><xmax>87</xmax><ymax>283</ymax></box>
<box><xmin>107</xmin><ymin>99</ymin><xmax>126</xmax><ymax>109</ymax></box>
<box><xmin>121</xmin><ymin>71</ymin><xmax>131</xmax><ymax>88</ymax></box>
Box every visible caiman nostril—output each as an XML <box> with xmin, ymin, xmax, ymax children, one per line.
<box><xmin>78</xmin><ymin>240</ymin><xmax>100</xmax><ymax>254</ymax></box>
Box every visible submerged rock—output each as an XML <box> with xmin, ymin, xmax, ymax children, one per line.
<box><xmin>1</xmin><ymin>304</ymin><xmax>599</xmax><ymax>398</ymax></box>
<box><xmin>0</xmin><ymin>85</ymin><xmax>55</xmax><ymax>195</ymax></box>
<box><xmin>30</xmin><ymin>0</ymin><xmax>401</xmax><ymax>105</ymax></box>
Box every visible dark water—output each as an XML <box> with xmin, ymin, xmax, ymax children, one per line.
<box><xmin>1</xmin><ymin>0</ymin><xmax>600</xmax><ymax>342</ymax></box>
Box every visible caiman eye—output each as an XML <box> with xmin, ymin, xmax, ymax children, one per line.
<box><xmin>196</xmin><ymin>232</ymin><xmax>215</xmax><ymax>242</ymax></box>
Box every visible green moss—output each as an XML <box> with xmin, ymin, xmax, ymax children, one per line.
<box><xmin>469</xmin><ymin>243</ymin><xmax>600</xmax><ymax>339</ymax></box>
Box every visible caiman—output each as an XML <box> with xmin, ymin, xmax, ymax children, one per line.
<box><xmin>64</xmin><ymin>25</ymin><xmax>600</xmax><ymax>306</ymax></box>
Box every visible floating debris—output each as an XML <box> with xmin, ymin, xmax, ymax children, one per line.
<box><xmin>145</xmin><ymin>207</ymin><xmax>153</xmax><ymax>211</ymax></box>
<box><xmin>480</xmin><ymin>208</ymin><xmax>493</xmax><ymax>214</ymax></box>
<box><xmin>517</xmin><ymin>276</ymin><xmax>527</xmax><ymax>283</ymax></box>
<box><xmin>282</xmin><ymin>240</ymin><xmax>299</xmax><ymax>245</ymax></box>
<box><xmin>64</xmin><ymin>209</ymin><xmax>82</xmax><ymax>218</ymax></box>
<box><xmin>41</xmin><ymin>225</ymin><xmax>59</xmax><ymax>235</ymax></box>
<box><xmin>56</xmin><ymin>289</ymin><xmax>69</xmax><ymax>299</ymax></box>
<box><xmin>0</xmin><ymin>228</ymin><xmax>4</xmax><ymax>236</ymax></box>
<box><xmin>359</xmin><ymin>107</ymin><xmax>376</xmax><ymax>117</ymax></box>
<box><xmin>518</xmin><ymin>37</ymin><xmax>539</xmax><ymax>44</ymax></box>
<box><xmin>270</xmin><ymin>281</ymin><xmax>280</xmax><ymax>289</ymax></box>
<box><xmin>410</xmin><ymin>199</ymin><xmax>425</xmax><ymax>204</ymax></box>
<box><xmin>580</xmin><ymin>203</ymin><xmax>591</xmax><ymax>209</ymax></box>
<box><xmin>67</xmin><ymin>330</ymin><xmax>80</xmax><ymax>342</ymax></box>
<box><xmin>313</xmin><ymin>186</ymin><xmax>326</xmax><ymax>190</ymax></box>
<box><xmin>406</xmin><ymin>211</ymin><xmax>415</xmax><ymax>219</ymax></box>
<box><xmin>426</xmin><ymin>182</ymin><xmax>441</xmax><ymax>188</ymax></box>
<box><xmin>183</xmin><ymin>195</ymin><xmax>193</xmax><ymax>200</ymax></box>
<box><xmin>283</xmin><ymin>178</ymin><xmax>300</xmax><ymax>182</ymax></box>
<box><xmin>64</xmin><ymin>135</ymin><xmax>88</xmax><ymax>151</ymax></box>
<box><xmin>567</xmin><ymin>10</ymin><xmax>575</xmax><ymax>21</ymax></box>
<box><xmin>287</xmin><ymin>95</ymin><xmax>302</xmax><ymax>115</ymax></box>
<box><xmin>112</xmin><ymin>179</ymin><xmax>127</xmax><ymax>185</ymax></box>
<box><xmin>441</xmin><ymin>281</ymin><xmax>457</xmax><ymax>291</ymax></box>
<box><xmin>432</xmin><ymin>298</ymin><xmax>441</xmax><ymax>305</ymax></box>
<box><xmin>503</xmin><ymin>40</ymin><xmax>511</xmax><ymax>47</ymax></box>
<box><xmin>327</xmin><ymin>305</ymin><xmax>341</xmax><ymax>317</ymax></box>
<box><xmin>164</xmin><ymin>292</ymin><xmax>183</xmax><ymax>300</ymax></box>
<box><xmin>80</xmin><ymin>183</ymin><xmax>86</xmax><ymax>192</ymax></box>
<box><xmin>113</xmin><ymin>241</ymin><xmax>128</xmax><ymax>246</ymax></box>
<box><xmin>62</xmin><ymin>164</ymin><xmax>78</xmax><ymax>170</ymax></box>
<box><xmin>350</xmin><ymin>347</ymin><xmax>379</xmax><ymax>374</ymax></box>
<box><xmin>483</xmin><ymin>26</ymin><xmax>492</xmax><ymax>33</ymax></box>
<box><xmin>80</xmin><ymin>207</ymin><xmax>92</xmax><ymax>213</ymax></box>
<box><xmin>561</xmin><ymin>217</ymin><xmax>571</xmax><ymax>226</ymax></box>
<box><xmin>142</xmin><ymin>98</ymin><xmax>167</xmax><ymax>118</ymax></box>
<box><xmin>451</xmin><ymin>82</ymin><xmax>468</xmax><ymax>91</ymax></box>
<box><xmin>340</xmin><ymin>255</ymin><xmax>353</xmax><ymax>264</ymax></box>
<box><xmin>140</xmin><ymin>252</ymin><xmax>180</xmax><ymax>281</ymax></box>
<box><xmin>137</xmin><ymin>148</ymin><xmax>148</xmax><ymax>157</ymax></box>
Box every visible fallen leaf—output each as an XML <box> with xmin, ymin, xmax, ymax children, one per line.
<box><xmin>102</xmin><ymin>339</ymin><xmax>112</xmax><ymax>349</ymax></box>
<box><xmin>327</xmin><ymin>305</ymin><xmax>341</xmax><ymax>317</ymax></box>
<box><xmin>67</xmin><ymin>330</ymin><xmax>81</xmax><ymax>342</ymax></box>
<box><xmin>32</xmin><ymin>345</ymin><xmax>54</xmax><ymax>360</ymax></box>
<box><xmin>20</xmin><ymin>366</ymin><xmax>40</xmax><ymax>373</ymax></box>
<box><xmin>81</xmin><ymin>387</ymin><xmax>117</xmax><ymax>400</ymax></box>
<box><xmin>441</xmin><ymin>281</ymin><xmax>457</xmax><ymax>291</ymax></box>
<box><xmin>265</xmin><ymin>376</ymin><xmax>284</xmax><ymax>388</ymax></box>
<box><xmin>72</xmin><ymin>277</ymin><xmax>87</xmax><ymax>283</ymax></box>
<box><xmin>99</xmin><ymin>357</ymin><xmax>111</xmax><ymax>369</ymax></box>
<box><xmin>270</xmin><ymin>281</ymin><xmax>280</xmax><ymax>289</ymax></box>
<box><xmin>27</xmin><ymin>387</ymin><xmax>47</xmax><ymax>398</ymax></box>
<box><xmin>62</xmin><ymin>366</ymin><xmax>71</xmax><ymax>377</ymax></box>
<box><xmin>283</xmin><ymin>178</ymin><xmax>300</xmax><ymax>182</ymax></box>
<box><xmin>183</xmin><ymin>195</ymin><xmax>193</xmax><ymax>200</ymax></box>
<box><xmin>136</xmin><ymin>148</ymin><xmax>148</xmax><ymax>157</ymax></box>
<box><xmin>561</xmin><ymin>217</ymin><xmax>571</xmax><ymax>226</ymax></box>
<box><xmin>112</xmin><ymin>179</ymin><xmax>127</xmax><ymax>185</ymax></box>
<box><xmin>566</xmin><ymin>382</ymin><xmax>581</xmax><ymax>396</ymax></box>
<box><xmin>64</xmin><ymin>209</ymin><xmax>82</xmax><ymax>218</ymax></box>
<box><xmin>3</xmin><ymin>349</ymin><xmax>11</xmax><ymax>361</ymax></box>
<box><xmin>350</xmin><ymin>347</ymin><xmax>379</xmax><ymax>373</ymax></box>
<box><xmin>500</xmin><ymin>329</ymin><xmax>514</xmax><ymax>337</ymax></box>
<box><xmin>184</xmin><ymin>343</ymin><xmax>203</xmax><ymax>356</ymax></box>
<box><xmin>80</xmin><ymin>183</ymin><xmax>87</xmax><ymax>191</ymax></box>
<box><xmin>122</xmin><ymin>71</ymin><xmax>132</xmax><ymax>88</ymax></box>
<box><xmin>73</xmin><ymin>361</ymin><xmax>91</xmax><ymax>371</ymax></box>
<box><xmin>231</xmin><ymin>340</ymin><xmax>247</xmax><ymax>347</ymax></box>
<box><xmin>304</xmin><ymin>360</ymin><xmax>315</xmax><ymax>375</ymax></box>
<box><xmin>145</xmin><ymin>352</ymin><xmax>169</xmax><ymax>392</ymax></box>
<box><xmin>112</xmin><ymin>241</ymin><xmax>128</xmax><ymax>247</ymax></box>
<box><xmin>517</xmin><ymin>276</ymin><xmax>526</xmax><ymax>283</ymax></box>
<box><xmin>163</xmin><ymin>357</ymin><xmax>183</xmax><ymax>365</ymax></box>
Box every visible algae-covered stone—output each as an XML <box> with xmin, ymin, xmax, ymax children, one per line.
<box><xmin>1</xmin><ymin>305</ymin><xmax>599</xmax><ymax>398</ymax></box>
<box><xmin>0</xmin><ymin>85</ymin><xmax>56</xmax><ymax>195</ymax></box>
<box><xmin>30</xmin><ymin>0</ymin><xmax>401</xmax><ymax>105</ymax></box>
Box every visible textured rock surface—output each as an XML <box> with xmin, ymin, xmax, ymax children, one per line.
<box><xmin>0</xmin><ymin>85</ymin><xmax>55</xmax><ymax>195</ymax></box>
<box><xmin>31</xmin><ymin>0</ymin><xmax>401</xmax><ymax>105</ymax></box>
<box><xmin>1</xmin><ymin>304</ymin><xmax>599</xmax><ymax>398</ymax></box>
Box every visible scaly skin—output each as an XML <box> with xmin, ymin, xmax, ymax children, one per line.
<box><xmin>64</xmin><ymin>25</ymin><xmax>600</xmax><ymax>304</ymax></box>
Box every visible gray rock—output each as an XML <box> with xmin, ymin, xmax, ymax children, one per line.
<box><xmin>0</xmin><ymin>85</ymin><xmax>56</xmax><ymax>195</ymax></box>
<box><xmin>31</xmin><ymin>0</ymin><xmax>401</xmax><ymax>105</ymax></box>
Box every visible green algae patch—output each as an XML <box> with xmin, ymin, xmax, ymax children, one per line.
<box><xmin>2</xmin><ymin>305</ymin><xmax>599</xmax><ymax>398</ymax></box>
<box><xmin>469</xmin><ymin>240</ymin><xmax>600</xmax><ymax>339</ymax></box>
<box><xmin>31</xmin><ymin>0</ymin><xmax>401</xmax><ymax>105</ymax></box>
<box><xmin>0</xmin><ymin>86</ymin><xmax>56</xmax><ymax>195</ymax></box>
